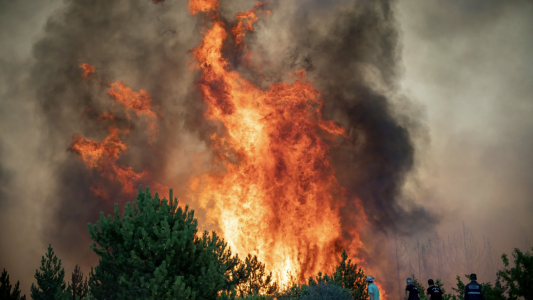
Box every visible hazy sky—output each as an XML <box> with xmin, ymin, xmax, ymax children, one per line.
<box><xmin>398</xmin><ymin>0</ymin><xmax>533</xmax><ymax>249</ymax></box>
<box><xmin>0</xmin><ymin>0</ymin><xmax>532</xmax><ymax>296</ymax></box>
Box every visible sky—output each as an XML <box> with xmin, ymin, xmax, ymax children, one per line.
<box><xmin>0</xmin><ymin>0</ymin><xmax>532</xmax><ymax>297</ymax></box>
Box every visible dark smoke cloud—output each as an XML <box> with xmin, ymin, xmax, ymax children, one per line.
<box><xmin>254</xmin><ymin>0</ymin><xmax>433</xmax><ymax>292</ymax></box>
<box><xmin>3</xmin><ymin>0</ymin><xmax>531</xmax><ymax>297</ymax></box>
<box><xmin>222</xmin><ymin>0</ymin><xmax>432</xmax><ymax>234</ymax></box>
<box><xmin>1</xmin><ymin>0</ymin><xmax>428</xmax><ymax>295</ymax></box>
<box><xmin>22</xmin><ymin>0</ymin><xmax>211</xmax><ymax>284</ymax></box>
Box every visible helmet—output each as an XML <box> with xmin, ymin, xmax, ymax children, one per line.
<box><xmin>406</xmin><ymin>278</ymin><xmax>413</xmax><ymax>284</ymax></box>
<box><xmin>365</xmin><ymin>276</ymin><xmax>375</xmax><ymax>282</ymax></box>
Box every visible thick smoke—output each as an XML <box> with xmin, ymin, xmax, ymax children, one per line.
<box><xmin>248</xmin><ymin>0</ymin><xmax>434</xmax><ymax>291</ymax></box>
<box><xmin>6</xmin><ymin>0</ymin><xmax>531</xmax><ymax>297</ymax></box>
<box><xmin>0</xmin><ymin>0</ymin><xmax>429</xmax><ymax>294</ymax></box>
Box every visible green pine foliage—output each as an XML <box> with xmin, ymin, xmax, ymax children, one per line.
<box><xmin>331</xmin><ymin>250</ymin><xmax>366</xmax><ymax>299</ymax></box>
<box><xmin>30</xmin><ymin>244</ymin><xmax>70</xmax><ymax>300</ymax></box>
<box><xmin>306</xmin><ymin>250</ymin><xmax>367</xmax><ymax>300</ymax></box>
<box><xmin>275</xmin><ymin>249</ymin><xmax>368</xmax><ymax>300</ymax></box>
<box><xmin>87</xmin><ymin>186</ymin><xmax>249</xmax><ymax>300</ymax></box>
<box><xmin>236</xmin><ymin>254</ymin><xmax>277</xmax><ymax>297</ymax></box>
<box><xmin>446</xmin><ymin>275</ymin><xmax>468</xmax><ymax>300</ymax></box>
<box><xmin>0</xmin><ymin>269</ymin><xmax>27</xmax><ymax>300</ymax></box>
<box><xmin>498</xmin><ymin>247</ymin><xmax>533</xmax><ymax>300</ymax></box>
<box><xmin>300</xmin><ymin>281</ymin><xmax>352</xmax><ymax>300</ymax></box>
<box><xmin>69</xmin><ymin>265</ymin><xmax>88</xmax><ymax>300</ymax></box>
<box><xmin>275</xmin><ymin>284</ymin><xmax>311</xmax><ymax>300</ymax></box>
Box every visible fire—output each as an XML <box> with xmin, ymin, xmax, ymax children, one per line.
<box><xmin>69</xmin><ymin>0</ymin><xmax>369</xmax><ymax>290</ymax></box>
<box><xmin>187</xmin><ymin>0</ymin><xmax>365</xmax><ymax>285</ymax></box>
<box><xmin>80</xmin><ymin>63</ymin><xmax>95</xmax><ymax>80</ymax></box>
<box><xmin>231</xmin><ymin>3</ymin><xmax>269</xmax><ymax>65</ymax></box>
<box><xmin>107</xmin><ymin>81</ymin><xmax>158</xmax><ymax>137</ymax></box>
<box><xmin>68</xmin><ymin>126</ymin><xmax>147</xmax><ymax>195</ymax></box>
<box><xmin>69</xmin><ymin>65</ymin><xmax>165</xmax><ymax>197</ymax></box>
<box><xmin>375</xmin><ymin>282</ymin><xmax>388</xmax><ymax>300</ymax></box>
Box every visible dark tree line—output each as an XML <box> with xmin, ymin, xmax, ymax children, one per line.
<box><xmin>2</xmin><ymin>187</ymin><xmax>531</xmax><ymax>300</ymax></box>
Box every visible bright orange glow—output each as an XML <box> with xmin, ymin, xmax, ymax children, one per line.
<box><xmin>80</xmin><ymin>63</ymin><xmax>95</xmax><ymax>80</ymax></box>
<box><xmin>375</xmin><ymin>282</ymin><xmax>388</xmax><ymax>300</ymax></box>
<box><xmin>71</xmin><ymin>0</ymin><xmax>370</xmax><ymax>291</ymax></box>
<box><xmin>70</xmin><ymin>68</ymin><xmax>165</xmax><ymax>197</ymax></box>
<box><xmin>187</xmin><ymin>0</ymin><xmax>219</xmax><ymax>15</ymax></box>
<box><xmin>107</xmin><ymin>82</ymin><xmax>158</xmax><ymax>136</ymax></box>
<box><xmin>188</xmin><ymin>0</ymin><xmax>365</xmax><ymax>286</ymax></box>
<box><xmin>231</xmin><ymin>2</ymin><xmax>268</xmax><ymax>65</ymax></box>
<box><xmin>68</xmin><ymin>126</ymin><xmax>146</xmax><ymax>194</ymax></box>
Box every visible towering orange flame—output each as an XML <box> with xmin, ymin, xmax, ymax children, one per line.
<box><xmin>187</xmin><ymin>0</ymin><xmax>365</xmax><ymax>285</ymax></box>
<box><xmin>70</xmin><ymin>1</ymin><xmax>369</xmax><ymax>289</ymax></box>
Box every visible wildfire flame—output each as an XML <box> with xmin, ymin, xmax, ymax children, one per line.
<box><xmin>80</xmin><ymin>63</ymin><xmax>95</xmax><ymax>80</ymax></box>
<box><xmin>187</xmin><ymin>0</ymin><xmax>365</xmax><ymax>285</ymax></box>
<box><xmin>70</xmin><ymin>0</ymin><xmax>369</xmax><ymax>289</ymax></box>
<box><xmin>69</xmin><ymin>65</ymin><xmax>164</xmax><ymax>197</ymax></box>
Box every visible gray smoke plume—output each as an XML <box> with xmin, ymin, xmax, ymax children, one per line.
<box><xmin>3</xmin><ymin>0</ymin><xmax>531</xmax><ymax>297</ymax></box>
<box><xmin>0</xmin><ymin>0</ymin><xmax>428</xmax><ymax>294</ymax></box>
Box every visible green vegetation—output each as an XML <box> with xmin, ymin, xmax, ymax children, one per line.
<box><xmin>87</xmin><ymin>186</ymin><xmax>275</xmax><ymax>300</ymax></box>
<box><xmin>1</xmin><ymin>269</ymin><xmax>26</xmax><ymax>300</ymax></box>
<box><xmin>499</xmin><ymin>248</ymin><xmax>533</xmax><ymax>300</ymax></box>
<box><xmin>30</xmin><ymin>245</ymin><xmax>70</xmax><ymax>300</ymax></box>
<box><xmin>7</xmin><ymin>186</ymin><xmax>533</xmax><ymax>299</ymax></box>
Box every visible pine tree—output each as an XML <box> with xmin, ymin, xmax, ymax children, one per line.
<box><xmin>331</xmin><ymin>249</ymin><xmax>367</xmax><ymax>299</ymax></box>
<box><xmin>0</xmin><ymin>269</ymin><xmax>27</xmax><ymax>300</ymax></box>
<box><xmin>305</xmin><ymin>250</ymin><xmax>367</xmax><ymax>300</ymax></box>
<box><xmin>69</xmin><ymin>265</ymin><xmax>88</xmax><ymax>300</ymax></box>
<box><xmin>87</xmin><ymin>186</ymin><xmax>248</xmax><ymax>300</ymax></box>
<box><xmin>236</xmin><ymin>254</ymin><xmax>277</xmax><ymax>297</ymax></box>
<box><xmin>30</xmin><ymin>244</ymin><xmax>70</xmax><ymax>300</ymax></box>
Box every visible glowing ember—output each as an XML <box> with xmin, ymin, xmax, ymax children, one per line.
<box><xmin>80</xmin><ymin>63</ymin><xmax>95</xmax><ymax>80</ymax></box>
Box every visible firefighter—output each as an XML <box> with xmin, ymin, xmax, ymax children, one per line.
<box><xmin>365</xmin><ymin>276</ymin><xmax>380</xmax><ymax>300</ymax></box>
<box><xmin>427</xmin><ymin>279</ymin><xmax>443</xmax><ymax>300</ymax></box>
<box><xmin>404</xmin><ymin>278</ymin><xmax>420</xmax><ymax>300</ymax></box>
<box><xmin>464</xmin><ymin>274</ymin><xmax>484</xmax><ymax>300</ymax></box>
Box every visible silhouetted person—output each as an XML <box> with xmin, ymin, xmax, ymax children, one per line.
<box><xmin>427</xmin><ymin>279</ymin><xmax>443</xmax><ymax>300</ymax></box>
<box><xmin>464</xmin><ymin>274</ymin><xmax>484</xmax><ymax>300</ymax></box>
<box><xmin>404</xmin><ymin>278</ymin><xmax>420</xmax><ymax>300</ymax></box>
<box><xmin>365</xmin><ymin>276</ymin><xmax>380</xmax><ymax>300</ymax></box>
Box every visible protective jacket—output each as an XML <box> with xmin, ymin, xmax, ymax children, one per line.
<box><xmin>464</xmin><ymin>281</ymin><xmax>484</xmax><ymax>300</ymax></box>
<box><xmin>406</xmin><ymin>284</ymin><xmax>420</xmax><ymax>300</ymax></box>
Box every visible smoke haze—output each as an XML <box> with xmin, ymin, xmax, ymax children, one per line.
<box><xmin>1</xmin><ymin>0</ymin><xmax>532</xmax><ymax>297</ymax></box>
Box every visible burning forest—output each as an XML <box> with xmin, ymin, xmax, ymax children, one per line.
<box><xmin>69</xmin><ymin>0</ymin><xmax>372</xmax><ymax>287</ymax></box>
<box><xmin>3</xmin><ymin>0</ymin><xmax>533</xmax><ymax>298</ymax></box>
<box><xmin>0</xmin><ymin>0</ymin><xmax>446</xmax><ymax>298</ymax></box>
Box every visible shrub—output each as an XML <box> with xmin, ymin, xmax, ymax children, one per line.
<box><xmin>300</xmin><ymin>282</ymin><xmax>353</xmax><ymax>300</ymax></box>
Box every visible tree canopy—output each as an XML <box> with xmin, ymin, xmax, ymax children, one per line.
<box><xmin>87</xmin><ymin>186</ymin><xmax>264</xmax><ymax>300</ymax></box>
<box><xmin>0</xmin><ymin>269</ymin><xmax>26</xmax><ymax>300</ymax></box>
<box><xmin>30</xmin><ymin>245</ymin><xmax>69</xmax><ymax>300</ymax></box>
